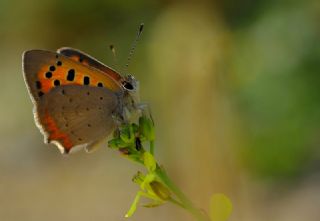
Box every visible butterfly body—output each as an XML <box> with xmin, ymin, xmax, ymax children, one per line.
<box><xmin>23</xmin><ymin>48</ymin><xmax>139</xmax><ymax>154</ymax></box>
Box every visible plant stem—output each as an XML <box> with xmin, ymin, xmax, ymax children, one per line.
<box><xmin>155</xmin><ymin>166</ymin><xmax>209</xmax><ymax>221</ymax></box>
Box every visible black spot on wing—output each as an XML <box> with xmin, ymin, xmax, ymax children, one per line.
<box><xmin>67</xmin><ymin>69</ymin><xmax>75</xmax><ymax>81</ymax></box>
<box><xmin>36</xmin><ymin>81</ymin><xmax>41</xmax><ymax>89</ymax></box>
<box><xmin>49</xmin><ymin>66</ymin><xmax>56</xmax><ymax>71</ymax></box>
<box><xmin>83</xmin><ymin>76</ymin><xmax>90</xmax><ymax>85</ymax></box>
<box><xmin>54</xmin><ymin>79</ymin><xmax>60</xmax><ymax>86</ymax></box>
<box><xmin>45</xmin><ymin>72</ymin><xmax>52</xmax><ymax>78</ymax></box>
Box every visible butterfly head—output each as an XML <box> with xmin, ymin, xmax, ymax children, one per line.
<box><xmin>122</xmin><ymin>74</ymin><xmax>138</xmax><ymax>92</ymax></box>
<box><xmin>121</xmin><ymin>74</ymin><xmax>140</xmax><ymax>110</ymax></box>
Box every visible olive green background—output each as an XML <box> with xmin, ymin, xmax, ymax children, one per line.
<box><xmin>0</xmin><ymin>0</ymin><xmax>319</xmax><ymax>220</ymax></box>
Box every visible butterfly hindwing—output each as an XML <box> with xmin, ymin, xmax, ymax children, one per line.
<box><xmin>57</xmin><ymin>47</ymin><xmax>123</xmax><ymax>82</ymax></box>
<box><xmin>35</xmin><ymin>85</ymin><xmax>120</xmax><ymax>154</ymax></box>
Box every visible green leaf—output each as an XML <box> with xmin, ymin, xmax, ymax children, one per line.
<box><xmin>143</xmin><ymin>152</ymin><xmax>156</xmax><ymax>172</ymax></box>
<box><xmin>209</xmin><ymin>193</ymin><xmax>233</xmax><ymax>221</ymax></box>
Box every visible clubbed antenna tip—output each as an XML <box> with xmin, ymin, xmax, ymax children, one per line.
<box><xmin>139</xmin><ymin>23</ymin><xmax>144</xmax><ymax>34</ymax></box>
<box><xmin>109</xmin><ymin>44</ymin><xmax>119</xmax><ymax>71</ymax></box>
<box><xmin>125</xmin><ymin>23</ymin><xmax>145</xmax><ymax>69</ymax></box>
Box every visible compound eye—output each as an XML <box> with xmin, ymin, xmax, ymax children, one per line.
<box><xmin>123</xmin><ymin>81</ymin><xmax>134</xmax><ymax>90</ymax></box>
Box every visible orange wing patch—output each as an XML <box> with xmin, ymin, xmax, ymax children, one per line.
<box><xmin>57</xmin><ymin>48</ymin><xmax>123</xmax><ymax>82</ymax></box>
<box><xmin>42</xmin><ymin>111</ymin><xmax>73</xmax><ymax>153</ymax></box>
<box><xmin>69</xmin><ymin>55</ymin><xmax>90</xmax><ymax>66</ymax></box>
<box><xmin>36</xmin><ymin>54</ymin><xmax>121</xmax><ymax>95</ymax></box>
<box><xmin>68</xmin><ymin>54</ymin><xmax>123</xmax><ymax>82</ymax></box>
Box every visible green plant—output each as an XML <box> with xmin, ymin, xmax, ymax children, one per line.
<box><xmin>108</xmin><ymin>115</ymin><xmax>233</xmax><ymax>221</ymax></box>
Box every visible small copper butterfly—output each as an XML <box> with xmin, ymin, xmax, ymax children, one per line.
<box><xmin>22</xmin><ymin>47</ymin><xmax>141</xmax><ymax>154</ymax></box>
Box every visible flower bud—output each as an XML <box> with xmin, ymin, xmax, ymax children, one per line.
<box><xmin>139</xmin><ymin>116</ymin><xmax>155</xmax><ymax>141</ymax></box>
<box><xmin>120</xmin><ymin>124</ymin><xmax>135</xmax><ymax>144</ymax></box>
<box><xmin>132</xmin><ymin>171</ymin><xmax>145</xmax><ymax>185</ymax></box>
<box><xmin>108</xmin><ymin>138</ymin><xmax>128</xmax><ymax>149</ymax></box>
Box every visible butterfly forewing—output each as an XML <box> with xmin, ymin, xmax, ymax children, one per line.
<box><xmin>23</xmin><ymin>50</ymin><xmax>122</xmax><ymax>102</ymax></box>
<box><xmin>22</xmin><ymin>50</ymin><xmax>124</xmax><ymax>154</ymax></box>
<box><xmin>57</xmin><ymin>47</ymin><xmax>122</xmax><ymax>82</ymax></box>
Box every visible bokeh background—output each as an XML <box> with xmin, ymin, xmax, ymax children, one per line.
<box><xmin>1</xmin><ymin>0</ymin><xmax>319</xmax><ymax>220</ymax></box>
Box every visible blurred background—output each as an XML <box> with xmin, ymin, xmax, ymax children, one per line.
<box><xmin>0</xmin><ymin>0</ymin><xmax>319</xmax><ymax>220</ymax></box>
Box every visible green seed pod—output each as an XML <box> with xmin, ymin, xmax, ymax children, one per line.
<box><xmin>150</xmin><ymin>181</ymin><xmax>171</xmax><ymax>201</ymax></box>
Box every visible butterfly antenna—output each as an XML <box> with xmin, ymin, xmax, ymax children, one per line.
<box><xmin>109</xmin><ymin>44</ymin><xmax>120</xmax><ymax>71</ymax></box>
<box><xmin>125</xmin><ymin>23</ymin><xmax>144</xmax><ymax>70</ymax></box>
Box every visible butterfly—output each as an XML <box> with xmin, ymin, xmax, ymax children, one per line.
<box><xmin>22</xmin><ymin>47</ymin><xmax>140</xmax><ymax>154</ymax></box>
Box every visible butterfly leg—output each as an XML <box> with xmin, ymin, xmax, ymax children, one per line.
<box><xmin>112</xmin><ymin>112</ymin><xmax>125</xmax><ymax>127</ymax></box>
